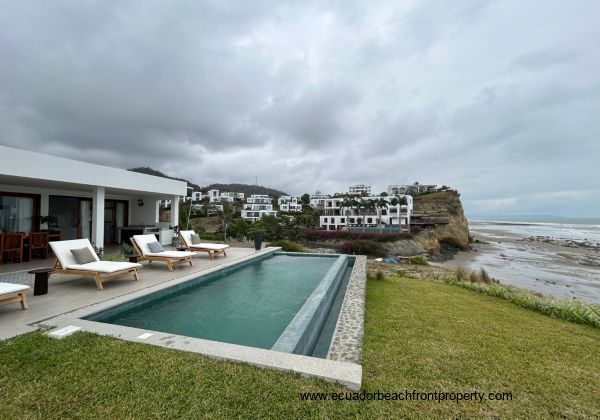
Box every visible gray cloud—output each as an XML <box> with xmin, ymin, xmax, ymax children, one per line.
<box><xmin>0</xmin><ymin>0</ymin><xmax>599</xmax><ymax>217</ymax></box>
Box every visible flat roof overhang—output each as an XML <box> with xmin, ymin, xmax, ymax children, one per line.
<box><xmin>0</xmin><ymin>145</ymin><xmax>187</xmax><ymax>197</ymax></box>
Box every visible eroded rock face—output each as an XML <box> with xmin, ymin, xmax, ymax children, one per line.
<box><xmin>413</xmin><ymin>191</ymin><xmax>470</xmax><ymax>250</ymax></box>
<box><xmin>382</xmin><ymin>191</ymin><xmax>470</xmax><ymax>256</ymax></box>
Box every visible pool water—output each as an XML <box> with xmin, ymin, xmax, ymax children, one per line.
<box><xmin>90</xmin><ymin>254</ymin><xmax>339</xmax><ymax>349</ymax></box>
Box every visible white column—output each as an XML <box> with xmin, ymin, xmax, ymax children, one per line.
<box><xmin>171</xmin><ymin>195</ymin><xmax>180</xmax><ymax>228</ymax></box>
<box><xmin>92</xmin><ymin>186</ymin><xmax>105</xmax><ymax>249</ymax></box>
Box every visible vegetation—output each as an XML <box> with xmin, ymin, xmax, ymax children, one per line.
<box><xmin>268</xmin><ymin>240</ymin><xmax>305</xmax><ymax>252</ymax></box>
<box><xmin>449</xmin><ymin>269</ymin><xmax>600</xmax><ymax>328</ymax></box>
<box><xmin>336</xmin><ymin>239</ymin><xmax>385</xmax><ymax>256</ymax></box>
<box><xmin>304</xmin><ymin>229</ymin><xmax>411</xmax><ymax>242</ymax></box>
<box><xmin>407</xmin><ymin>255</ymin><xmax>428</xmax><ymax>265</ymax></box>
<box><xmin>1</xmin><ymin>277</ymin><xmax>598</xmax><ymax>418</ymax></box>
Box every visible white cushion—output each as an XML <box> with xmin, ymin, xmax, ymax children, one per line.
<box><xmin>190</xmin><ymin>243</ymin><xmax>230</xmax><ymax>251</ymax></box>
<box><xmin>179</xmin><ymin>231</ymin><xmax>229</xmax><ymax>251</ymax></box>
<box><xmin>132</xmin><ymin>234</ymin><xmax>162</xmax><ymax>256</ymax></box>
<box><xmin>64</xmin><ymin>261</ymin><xmax>142</xmax><ymax>273</ymax></box>
<box><xmin>145</xmin><ymin>251</ymin><xmax>195</xmax><ymax>258</ymax></box>
<box><xmin>49</xmin><ymin>239</ymin><xmax>100</xmax><ymax>268</ymax></box>
<box><xmin>0</xmin><ymin>283</ymin><xmax>30</xmax><ymax>296</ymax></box>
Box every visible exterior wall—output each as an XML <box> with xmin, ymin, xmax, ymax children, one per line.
<box><xmin>319</xmin><ymin>195</ymin><xmax>413</xmax><ymax>230</ymax></box>
<box><xmin>278</xmin><ymin>196</ymin><xmax>302</xmax><ymax>212</ymax></box>
<box><xmin>388</xmin><ymin>184</ymin><xmax>437</xmax><ymax>195</ymax></box>
<box><xmin>309</xmin><ymin>194</ymin><xmax>330</xmax><ymax>208</ymax></box>
<box><xmin>0</xmin><ymin>146</ymin><xmax>187</xmax><ymax>248</ymax></box>
<box><xmin>242</xmin><ymin>194</ymin><xmax>278</xmax><ymax>222</ymax></box>
<box><xmin>348</xmin><ymin>184</ymin><xmax>371</xmax><ymax>196</ymax></box>
<box><xmin>191</xmin><ymin>192</ymin><xmax>203</xmax><ymax>201</ymax></box>
<box><xmin>208</xmin><ymin>189</ymin><xmax>220</xmax><ymax>203</ymax></box>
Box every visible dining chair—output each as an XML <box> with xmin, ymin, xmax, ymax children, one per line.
<box><xmin>1</xmin><ymin>232</ymin><xmax>25</xmax><ymax>263</ymax></box>
<box><xmin>29</xmin><ymin>232</ymin><xmax>49</xmax><ymax>260</ymax></box>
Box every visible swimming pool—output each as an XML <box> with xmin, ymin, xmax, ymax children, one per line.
<box><xmin>85</xmin><ymin>252</ymin><xmax>354</xmax><ymax>357</ymax></box>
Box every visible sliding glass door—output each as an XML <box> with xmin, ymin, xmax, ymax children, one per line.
<box><xmin>0</xmin><ymin>193</ymin><xmax>38</xmax><ymax>233</ymax></box>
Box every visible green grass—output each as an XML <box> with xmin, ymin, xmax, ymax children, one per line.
<box><xmin>1</xmin><ymin>277</ymin><xmax>598</xmax><ymax>418</ymax></box>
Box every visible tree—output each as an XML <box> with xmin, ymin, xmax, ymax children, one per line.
<box><xmin>228</xmin><ymin>219</ymin><xmax>250</xmax><ymax>240</ymax></box>
<box><xmin>379</xmin><ymin>192</ymin><xmax>388</xmax><ymax>197</ymax></box>
<box><xmin>301</xmin><ymin>193</ymin><xmax>310</xmax><ymax>205</ymax></box>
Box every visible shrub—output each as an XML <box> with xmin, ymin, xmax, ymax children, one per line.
<box><xmin>303</xmin><ymin>229</ymin><xmax>412</xmax><ymax>243</ymax></box>
<box><xmin>336</xmin><ymin>240</ymin><xmax>385</xmax><ymax>256</ymax></box>
<box><xmin>269</xmin><ymin>240</ymin><xmax>304</xmax><ymax>252</ymax></box>
<box><xmin>376</xmin><ymin>270</ymin><xmax>385</xmax><ymax>281</ymax></box>
<box><xmin>408</xmin><ymin>256</ymin><xmax>428</xmax><ymax>265</ymax></box>
<box><xmin>120</xmin><ymin>243</ymin><xmax>134</xmax><ymax>256</ymax></box>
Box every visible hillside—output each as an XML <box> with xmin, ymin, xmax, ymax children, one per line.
<box><xmin>128</xmin><ymin>167</ymin><xmax>201</xmax><ymax>191</ymax></box>
<box><xmin>128</xmin><ymin>168</ymin><xmax>288</xmax><ymax>196</ymax></box>
<box><xmin>204</xmin><ymin>183</ymin><xmax>288</xmax><ymax>197</ymax></box>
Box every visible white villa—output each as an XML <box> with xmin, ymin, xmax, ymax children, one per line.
<box><xmin>348</xmin><ymin>184</ymin><xmax>371</xmax><ymax>196</ymax></box>
<box><xmin>319</xmin><ymin>195</ymin><xmax>413</xmax><ymax>231</ymax></box>
<box><xmin>0</xmin><ymin>145</ymin><xmax>187</xmax><ymax>248</ymax></box>
<box><xmin>388</xmin><ymin>184</ymin><xmax>438</xmax><ymax>195</ymax></box>
<box><xmin>278</xmin><ymin>196</ymin><xmax>302</xmax><ymax>213</ymax></box>
<box><xmin>241</xmin><ymin>194</ymin><xmax>277</xmax><ymax>222</ymax></box>
<box><xmin>191</xmin><ymin>191</ymin><xmax>203</xmax><ymax>201</ymax></box>
<box><xmin>309</xmin><ymin>194</ymin><xmax>330</xmax><ymax>209</ymax></box>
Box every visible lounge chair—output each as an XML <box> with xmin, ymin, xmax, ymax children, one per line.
<box><xmin>130</xmin><ymin>234</ymin><xmax>194</xmax><ymax>272</ymax></box>
<box><xmin>49</xmin><ymin>239</ymin><xmax>141</xmax><ymax>290</ymax></box>
<box><xmin>0</xmin><ymin>283</ymin><xmax>30</xmax><ymax>310</ymax></box>
<box><xmin>178</xmin><ymin>230</ymin><xmax>230</xmax><ymax>260</ymax></box>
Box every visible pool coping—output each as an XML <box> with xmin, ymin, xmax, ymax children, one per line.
<box><xmin>40</xmin><ymin>248</ymin><xmax>364</xmax><ymax>390</ymax></box>
<box><xmin>327</xmin><ymin>255</ymin><xmax>367</xmax><ymax>363</ymax></box>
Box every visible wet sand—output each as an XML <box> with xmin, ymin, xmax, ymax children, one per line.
<box><xmin>437</xmin><ymin>223</ymin><xmax>600</xmax><ymax>304</ymax></box>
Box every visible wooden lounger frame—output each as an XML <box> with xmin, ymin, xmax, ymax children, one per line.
<box><xmin>0</xmin><ymin>288</ymin><xmax>29</xmax><ymax>310</ymax></box>
<box><xmin>52</xmin><ymin>260</ymin><xmax>139</xmax><ymax>290</ymax></box>
<box><xmin>178</xmin><ymin>233</ymin><xmax>228</xmax><ymax>260</ymax></box>
<box><xmin>130</xmin><ymin>238</ymin><xmax>193</xmax><ymax>272</ymax></box>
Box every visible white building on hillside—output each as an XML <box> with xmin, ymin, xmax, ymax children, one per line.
<box><xmin>191</xmin><ymin>191</ymin><xmax>203</xmax><ymax>201</ymax></box>
<box><xmin>278</xmin><ymin>196</ymin><xmax>302</xmax><ymax>212</ymax></box>
<box><xmin>348</xmin><ymin>184</ymin><xmax>371</xmax><ymax>196</ymax></box>
<box><xmin>241</xmin><ymin>194</ymin><xmax>277</xmax><ymax>222</ymax></box>
<box><xmin>309</xmin><ymin>194</ymin><xmax>330</xmax><ymax>209</ymax></box>
<box><xmin>219</xmin><ymin>192</ymin><xmax>236</xmax><ymax>203</ymax></box>
<box><xmin>0</xmin><ymin>145</ymin><xmax>187</xmax><ymax>248</ymax></box>
<box><xmin>207</xmin><ymin>189</ymin><xmax>220</xmax><ymax>203</ymax></box>
<box><xmin>319</xmin><ymin>195</ymin><xmax>413</xmax><ymax>231</ymax></box>
<box><xmin>388</xmin><ymin>184</ymin><xmax>438</xmax><ymax>195</ymax></box>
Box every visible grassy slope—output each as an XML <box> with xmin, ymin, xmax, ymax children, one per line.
<box><xmin>1</xmin><ymin>278</ymin><xmax>598</xmax><ymax>418</ymax></box>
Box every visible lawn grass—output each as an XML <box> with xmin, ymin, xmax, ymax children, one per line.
<box><xmin>1</xmin><ymin>277</ymin><xmax>598</xmax><ymax>418</ymax></box>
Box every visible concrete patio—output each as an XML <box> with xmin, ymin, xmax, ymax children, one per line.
<box><xmin>0</xmin><ymin>246</ymin><xmax>267</xmax><ymax>340</ymax></box>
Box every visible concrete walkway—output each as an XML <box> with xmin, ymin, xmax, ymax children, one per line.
<box><xmin>0</xmin><ymin>247</ymin><xmax>267</xmax><ymax>340</ymax></box>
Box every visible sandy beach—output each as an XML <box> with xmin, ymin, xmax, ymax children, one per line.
<box><xmin>437</xmin><ymin>221</ymin><xmax>600</xmax><ymax>304</ymax></box>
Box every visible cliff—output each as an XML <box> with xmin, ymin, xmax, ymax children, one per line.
<box><xmin>384</xmin><ymin>190</ymin><xmax>470</xmax><ymax>257</ymax></box>
<box><xmin>413</xmin><ymin>190</ymin><xmax>470</xmax><ymax>251</ymax></box>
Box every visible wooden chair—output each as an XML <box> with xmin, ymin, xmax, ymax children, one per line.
<box><xmin>29</xmin><ymin>232</ymin><xmax>49</xmax><ymax>260</ymax></box>
<box><xmin>1</xmin><ymin>232</ymin><xmax>25</xmax><ymax>263</ymax></box>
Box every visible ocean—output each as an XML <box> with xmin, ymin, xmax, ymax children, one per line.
<box><xmin>443</xmin><ymin>216</ymin><xmax>600</xmax><ymax>304</ymax></box>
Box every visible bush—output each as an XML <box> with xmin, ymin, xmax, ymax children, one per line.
<box><xmin>269</xmin><ymin>240</ymin><xmax>304</xmax><ymax>252</ymax></box>
<box><xmin>120</xmin><ymin>243</ymin><xmax>134</xmax><ymax>256</ymax></box>
<box><xmin>376</xmin><ymin>270</ymin><xmax>385</xmax><ymax>281</ymax></box>
<box><xmin>336</xmin><ymin>240</ymin><xmax>385</xmax><ymax>256</ymax></box>
<box><xmin>304</xmin><ymin>229</ymin><xmax>412</xmax><ymax>243</ymax></box>
<box><xmin>407</xmin><ymin>256</ymin><xmax>428</xmax><ymax>265</ymax></box>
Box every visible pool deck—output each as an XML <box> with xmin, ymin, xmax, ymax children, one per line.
<box><xmin>0</xmin><ymin>247</ymin><xmax>366</xmax><ymax>390</ymax></box>
<box><xmin>0</xmin><ymin>246</ymin><xmax>266</xmax><ymax>340</ymax></box>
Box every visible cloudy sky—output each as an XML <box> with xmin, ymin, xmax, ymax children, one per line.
<box><xmin>1</xmin><ymin>1</ymin><xmax>599</xmax><ymax>217</ymax></box>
